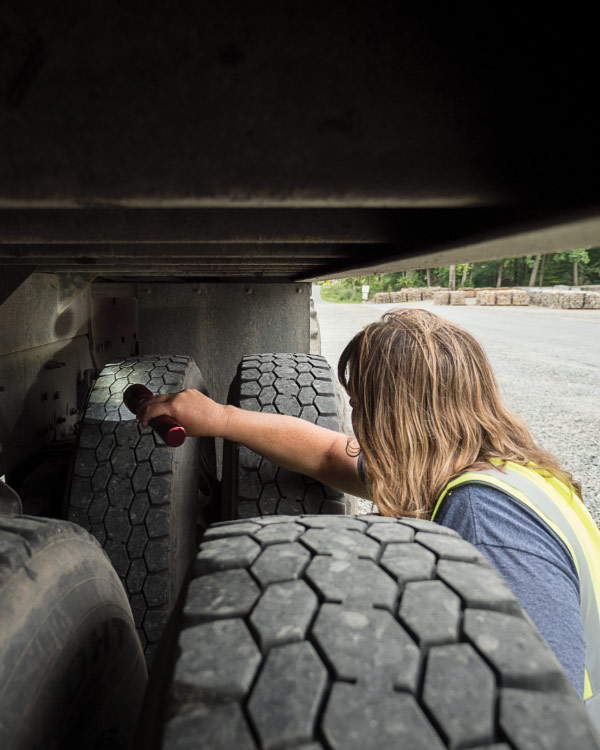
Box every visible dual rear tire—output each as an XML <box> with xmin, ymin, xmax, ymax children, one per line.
<box><xmin>0</xmin><ymin>515</ymin><xmax>146</xmax><ymax>750</ymax></box>
<box><xmin>223</xmin><ymin>353</ymin><xmax>351</xmax><ymax>519</ymax></box>
<box><xmin>56</xmin><ymin>352</ymin><xmax>600</xmax><ymax>749</ymax></box>
<box><xmin>67</xmin><ymin>355</ymin><xmax>217</xmax><ymax>663</ymax></box>
<box><xmin>67</xmin><ymin>352</ymin><xmax>347</xmax><ymax>662</ymax></box>
<box><xmin>152</xmin><ymin>515</ymin><xmax>599</xmax><ymax>750</ymax></box>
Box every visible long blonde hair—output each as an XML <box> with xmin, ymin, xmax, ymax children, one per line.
<box><xmin>338</xmin><ymin>308</ymin><xmax>581</xmax><ymax>518</ymax></box>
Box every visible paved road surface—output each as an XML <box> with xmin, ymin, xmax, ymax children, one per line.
<box><xmin>312</xmin><ymin>285</ymin><xmax>600</xmax><ymax>519</ymax></box>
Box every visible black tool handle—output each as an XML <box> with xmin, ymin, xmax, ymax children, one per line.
<box><xmin>123</xmin><ymin>384</ymin><xmax>186</xmax><ymax>448</ymax></box>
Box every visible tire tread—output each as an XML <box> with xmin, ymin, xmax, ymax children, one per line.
<box><xmin>226</xmin><ymin>354</ymin><xmax>350</xmax><ymax>519</ymax></box>
<box><xmin>68</xmin><ymin>354</ymin><xmax>212</xmax><ymax>661</ymax></box>
<box><xmin>159</xmin><ymin>515</ymin><xmax>600</xmax><ymax>750</ymax></box>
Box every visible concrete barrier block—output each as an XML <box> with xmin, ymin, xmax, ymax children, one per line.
<box><xmin>476</xmin><ymin>290</ymin><xmax>496</xmax><ymax>306</ymax></box>
<box><xmin>542</xmin><ymin>291</ymin><xmax>560</xmax><ymax>307</ymax></box>
<box><xmin>433</xmin><ymin>292</ymin><xmax>450</xmax><ymax>305</ymax></box>
<box><xmin>427</xmin><ymin>286</ymin><xmax>445</xmax><ymax>300</ymax></box>
<box><xmin>584</xmin><ymin>292</ymin><xmax>600</xmax><ymax>309</ymax></box>
<box><xmin>374</xmin><ymin>292</ymin><xmax>391</xmax><ymax>303</ymax></box>
<box><xmin>560</xmin><ymin>292</ymin><xmax>584</xmax><ymax>309</ymax></box>
<box><xmin>495</xmin><ymin>291</ymin><xmax>512</xmax><ymax>305</ymax></box>
<box><xmin>512</xmin><ymin>290</ymin><xmax>529</xmax><ymax>306</ymax></box>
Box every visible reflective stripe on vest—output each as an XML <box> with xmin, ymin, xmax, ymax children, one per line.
<box><xmin>431</xmin><ymin>460</ymin><xmax>600</xmax><ymax>712</ymax></box>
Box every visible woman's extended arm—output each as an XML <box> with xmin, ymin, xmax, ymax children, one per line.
<box><xmin>138</xmin><ymin>388</ymin><xmax>369</xmax><ymax>499</ymax></box>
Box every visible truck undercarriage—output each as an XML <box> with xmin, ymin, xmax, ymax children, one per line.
<box><xmin>1</xmin><ymin>4</ymin><xmax>599</xmax><ymax>749</ymax></box>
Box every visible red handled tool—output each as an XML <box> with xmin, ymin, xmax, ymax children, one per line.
<box><xmin>123</xmin><ymin>384</ymin><xmax>187</xmax><ymax>447</ymax></box>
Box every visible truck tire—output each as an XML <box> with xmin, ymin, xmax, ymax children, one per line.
<box><xmin>223</xmin><ymin>354</ymin><xmax>351</xmax><ymax>519</ymax></box>
<box><xmin>150</xmin><ymin>515</ymin><xmax>599</xmax><ymax>750</ymax></box>
<box><xmin>67</xmin><ymin>354</ymin><xmax>217</xmax><ymax>664</ymax></box>
<box><xmin>0</xmin><ymin>515</ymin><xmax>146</xmax><ymax>750</ymax></box>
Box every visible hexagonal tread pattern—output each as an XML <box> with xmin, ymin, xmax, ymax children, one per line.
<box><xmin>500</xmin><ymin>689</ymin><xmax>599</xmax><ymax>750</ymax></box>
<box><xmin>67</xmin><ymin>354</ymin><xmax>214</xmax><ymax>663</ymax></box>
<box><xmin>161</xmin><ymin>514</ymin><xmax>592</xmax><ymax>749</ymax></box>
<box><xmin>423</xmin><ymin>643</ymin><xmax>496</xmax><ymax>748</ymax></box>
<box><xmin>250</xmin><ymin>580</ymin><xmax>318</xmax><ymax>651</ymax></box>
<box><xmin>162</xmin><ymin>704</ymin><xmax>256</xmax><ymax>750</ymax></box>
<box><xmin>399</xmin><ymin>580</ymin><xmax>461</xmax><ymax>648</ymax></box>
<box><xmin>171</xmin><ymin>619</ymin><xmax>261</xmax><ymax>704</ymax></box>
<box><xmin>225</xmin><ymin>354</ymin><xmax>351</xmax><ymax>517</ymax></box>
<box><xmin>248</xmin><ymin>641</ymin><xmax>328</xmax><ymax>749</ymax></box>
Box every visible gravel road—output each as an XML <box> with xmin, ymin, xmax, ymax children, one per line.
<box><xmin>312</xmin><ymin>285</ymin><xmax>600</xmax><ymax>521</ymax></box>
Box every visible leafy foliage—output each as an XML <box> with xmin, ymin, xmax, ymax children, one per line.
<box><xmin>318</xmin><ymin>247</ymin><xmax>600</xmax><ymax>300</ymax></box>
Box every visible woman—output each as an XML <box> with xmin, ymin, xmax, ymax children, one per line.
<box><xmin>139</xmin><ymin>308</ymin><xmax>600</xmax><ymax>707</ymax></box>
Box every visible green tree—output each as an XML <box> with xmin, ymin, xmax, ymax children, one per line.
<box><xmin>525</xmin><ymin>254</ymin><xmax>542</xmax><ymax>286</ymax></box>
<box><xmin>459</xmin><ymin>263</ymin><xmax>470</xmax><ymax>286</ymax></box>
<box><xmin>584</xmin><ymin>247</ymin><xmax>600</xmax><ymax>284</ymax></box>
<box><xmin>551</xmin><ymin>249</ymin><xmax>590</xmax><ymax>285</ymax></box>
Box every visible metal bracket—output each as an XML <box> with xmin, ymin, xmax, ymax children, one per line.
<box><xmin>51</xmin><ymin>273</ymin><xmax>96</xmax><ymax>314</ymax></box>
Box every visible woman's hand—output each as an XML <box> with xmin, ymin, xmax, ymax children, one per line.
<box><xmin>136</xmin><ymin>388</ymin><xmax>369</xmax><ymax>499</ymax></box>
<box><xmin>137</xmin><ymin>389</ymin><xmax>229</xmax><ymax>438</ymax></box>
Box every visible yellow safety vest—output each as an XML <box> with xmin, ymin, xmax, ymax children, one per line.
<box><xmin>431</xmin><ymin>460</ymin><xmax>600</xmax><ymax>720</ymax></box>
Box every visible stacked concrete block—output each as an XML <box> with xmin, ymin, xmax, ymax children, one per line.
<box><xmin>512</xmin><ymin>290</ymin><xmax>529</xmax><ymax>306</ymax></box>
<box><xmin>542</xmin><ymin>291</ymin><xmax>561</xmax><ymax>308</ymax></box>
<box><xmin>584</xmin><ymin>292</ymin><xmax>600</xmax><ymax>308</ymax></box>
<box><xmin>495</xmin><ymin>290</ymin><xmax>512</xmax><ymax>305</ymax></box>
<box><xmin>554</xmin><ymin>292</ymin><xmax>569</xmax><ymax>308</ymax></box>
<box><xmin>476</xmin><ymin>291</ymin><xmax>496</xmax><ymax>306</ymax></box>
<box><xmin>372</xmin><ymin>285</ymin><xmax>599</xmax><ymax>308</ymax></box>
<box><xmin>373</xmin><ymin>292</ymin><xmax>391</xmax><ymax>303</ymax></box>
<box><xmin>559</xmin><ymin>291</ymin><xmax>584</xmax><ymax>309</ymax></box>
<box><xmin>527</xmin><ymin>289</ymin><xmax>600</xmax><ymax>309</ymax></box>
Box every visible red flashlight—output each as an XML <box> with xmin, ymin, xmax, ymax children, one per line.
<box><xmin>123</xmin><ymin>384</ymin><xmax>186</xmax><ymax>448</ymax></box>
